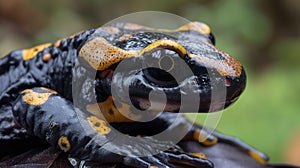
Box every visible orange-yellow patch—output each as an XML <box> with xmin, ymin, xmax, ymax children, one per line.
<box><xmin>22</xmin><ymin>43</ymin><xmax>51</xmax><ymax>61</ymax></box>
<box><xmin>248</xmin><ymin>151</ymin><xmax>267</xmax><ymax>165</ymax></box>
<box><xmin>79</xmin><ymin>37</ymin><xmax>138</xmax><ymax>70</ymax></box>
<box><xmin>149</xmin><ymin>166</ymin><xmax>158</xmax><ymax>168</ymax></box>
<box><xmin>190</xmin><ymin>152</ymin><xmax>207</xmax><ymax>159</ymax></box>
<box><xmin>87</xmin><ymin>116</ymin><xmax>111</xmax><ymax>135</ymax></box>
<box><xmin>22</xmin><ymin>89</ymin><xmax>56</xmax><ymax>105</ymax></box>
<box><xmin>86</xmin><ymin>96</ymin><xmax>140</xmax><ymax>123</ymax></box>
<box><xmin>193</xmin><ymin>130</ymin><xmax>218</xmax><ymax>146</ymax></box>
<box><xmin>139</xmin><ymin>40</ymin><xmax>187</xmax><ymax>57</ymax></box>
<box><xmin>58</xmin><ymin>136</ymin><xmax>71</xmax><ymax>152</ymax></box>
<box><xmin>42</xmin><ymin>53</ymin><xmax>51</xmax><ymax>62</ymax></box>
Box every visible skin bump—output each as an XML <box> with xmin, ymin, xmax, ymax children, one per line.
<box><xmin>42</xmin><ymin>53</ymin><xmax>52</xmax><ymax>62</ymax></box>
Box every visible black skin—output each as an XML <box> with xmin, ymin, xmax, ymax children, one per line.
<box><xmin>0</xmin><ymin>22</ymin><xmax>268</xmax><ymax>167</ymax></box>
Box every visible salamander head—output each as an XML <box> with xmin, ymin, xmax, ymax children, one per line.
<box><xmin>79</xmin><ymin>22</ymin><xmax>246</xmax><ymax>113</ymax></box>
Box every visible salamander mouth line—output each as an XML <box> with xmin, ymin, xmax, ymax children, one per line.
<box><xmin>130</xmin><ymin>96</ymin><xmax>236</xmax><ymax>113</ymax></box>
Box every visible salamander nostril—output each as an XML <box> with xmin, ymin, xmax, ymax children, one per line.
<box><xmin>225</xmin><ymin>78</ymin><xmax>231</xmax><ymax>87</ymax></box>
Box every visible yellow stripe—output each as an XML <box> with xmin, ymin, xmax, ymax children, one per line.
<box><xmin>139</xmin><ymin>40</ymin><xmax>187</xmax><ymax>57</ymax></box>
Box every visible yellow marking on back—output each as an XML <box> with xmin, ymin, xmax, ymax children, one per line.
<box><xmin>189</xmin><ymin>152</ymin><xmax>207</xmax><ymax>159</ymax></box>
<box><xmin>193</xmin><ymin>130</ymin><xmax>218</xmax><ymax>146</ymax></box>
<box><xmin>87</xmin><ymin>116</ymin><xmax>111</xmax><ymax>135</ymax></box>
<box><xmin>86</xmin><ymin>96</ymin><xmax>139</xmax><ymax>122</ymax></box>
<box><xmin>22</xmin><ymin>43</ymin><xmax>51</xmax><ymax>61</ymax></box>
<box><xmin>22</xmin><ymin>89</ymin><xmax>56</xmax><ymax>105</ymax></box>
<box><xmin>248</xmin><ymin>151</ymin><xmax>267</xmax><ymax>165</ymax></box>
<box><xmin>58</xmin><ymin>136</ymin><xmax>71</xmax><ymax>152</ymax></box>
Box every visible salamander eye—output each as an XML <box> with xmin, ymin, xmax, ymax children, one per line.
<box><xmin>142</xmin><ymin>48</ymin><xmax>187</xmax><ymax>87</ymax></box>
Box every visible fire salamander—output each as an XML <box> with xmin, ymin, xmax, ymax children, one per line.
<box><xmin>0</xmin><ymin>22</ymin><xmax>269</xmax><ymax>167</ymax></box>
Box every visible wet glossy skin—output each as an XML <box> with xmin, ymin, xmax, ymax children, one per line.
<box><xmin>0</xmin><ymin>22</ymin><xmax>266</xmax><ymax>167</ymax></box>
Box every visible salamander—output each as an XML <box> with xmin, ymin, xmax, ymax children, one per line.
<box><xmin>0</xmin><ymin>22</ymin><xmax>268</xmax><ymax>167</ymax></box>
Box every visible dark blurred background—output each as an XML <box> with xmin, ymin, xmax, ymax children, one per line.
<box><xmin>0</xmin><ymin>0</ymin><xmax>299</xmax><ymax>165</ymax></box>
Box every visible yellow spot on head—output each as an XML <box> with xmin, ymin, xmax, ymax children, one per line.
<box><xmin>21</xmin><ymin>88</ymin><xmax>56</xmax><ymax>105</ymax></box>
<box><xmin>190</xmin><ymin>152</ymin><xmax>207</xmax><ymax>159</ymax></box>
<box><xmin>248</xmin><ymin>151</ymin><xmax>267</xmax><ymax>165</ymax></box>
<box><xmin>58</xmin><ymin>136</ymin><xmax>71</xmax><ymax>152</ymax></box>
<box><xmin>22</xmin><ymin>43</ymin><xmax>51</xmax><ymax>61</ymax></box>
<box><xmin>87</xmin><ymin>116</ymin><xmax>111</xmax><ymax>135</ymax></box>
<box><xmin>79</xmin><ymin>37</ymin><xmax>138</xmax><ymax>70</ymax></box>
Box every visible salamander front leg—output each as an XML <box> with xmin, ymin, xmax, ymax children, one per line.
<box><xmin>12</xmin><ymin>87</ymin><xmax>213</xmax><ymax>168</ymax></box>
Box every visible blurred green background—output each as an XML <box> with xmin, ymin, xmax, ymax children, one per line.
<box><xmin>0</xmin><ymin>0</ymin><xmax>299</xmax><ymax>165</ymax></box>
